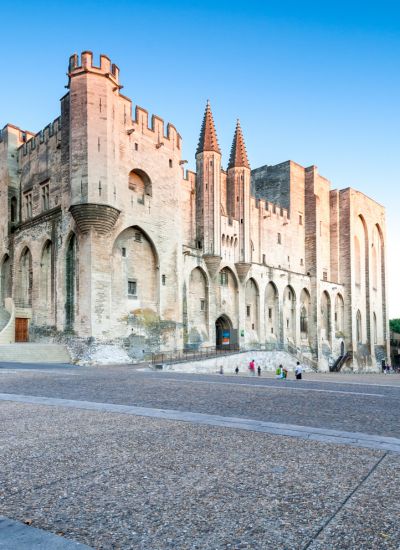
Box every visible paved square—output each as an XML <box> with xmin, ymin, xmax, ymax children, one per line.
<box><xmin>1</xmin><ymin>365</ymin><xmax>399</xmax><ymax>549</ymax></box>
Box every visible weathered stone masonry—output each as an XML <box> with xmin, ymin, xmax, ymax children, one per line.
<box><xmin>0</xmin><ymin>51</ymin><xmax>389</xmax><ymax>370</ymax></box>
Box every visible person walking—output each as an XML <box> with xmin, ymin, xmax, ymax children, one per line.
<box><xmin>235</xmin><ymin>366</ymin><xmax>239</xmax><ymax>375</ymax></box>
<box><xmin>257</xmin><ymin>365</ymin><xmax>261</xmax><ymax>377</ymax></box>
<box><xmin>295</xmin><ymin>361</ymin><xmax>303</xmax><ymax>380</ymax></box>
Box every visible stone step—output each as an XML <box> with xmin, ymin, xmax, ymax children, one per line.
<box><xmin>0</xmin><ymin>344</ymin><xmax>71</xmax><ymax>364</ymax></box>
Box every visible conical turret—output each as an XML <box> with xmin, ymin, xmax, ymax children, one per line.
<box><xmin>227</xmin><ymin>119</ymin><xmax>251</xmax><ymax>264</ymax></box>
<box><xmin>228</xmin><ymin>119</ymin><xmax>250</xmax><ymax>169</ymax></box>
<box><xmin>196</xmin><ymin>100</ymin><xmax>221</xmax><ymax>155</ymax></box>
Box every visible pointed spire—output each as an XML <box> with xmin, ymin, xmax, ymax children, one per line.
<box><xmin>196</xmin><ymin>100</ymin><xmax>221</xmax><ymax>155</ymax></box>
<box><xmin>228</xmin><ymin>119</ymin><xmax>250</xmax><ymax>169</ymax></box>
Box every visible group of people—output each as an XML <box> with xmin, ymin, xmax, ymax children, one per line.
<box><xmin>275</xmin><ymin>362</ymin><xmax>303</xmax><ymax>380</ymax></box>
<box><xmin>233</xmin><ymin>359</ymin><xmax>304</xmax><ymax>379</ymax></box>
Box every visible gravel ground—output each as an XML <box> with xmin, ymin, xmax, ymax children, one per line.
<box><xmin>0</xmin><ymin>368</ymin><xmax>400</xmax><ymax>438</ymax></box>
<box><xmin>1</xmin><ymin>401</ymin><xmax>399</xmax><ymax>549</ymax></box>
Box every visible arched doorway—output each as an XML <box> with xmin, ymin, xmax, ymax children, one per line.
<box><xmin>216</xmin><ymin>315</ymin><xmax>233</xmax><ymax>349</ymax></box>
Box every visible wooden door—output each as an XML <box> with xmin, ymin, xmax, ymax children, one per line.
<box><xmin>15</xmin><ymin>318</ymin><xmax>29</xmax><ymax>342</ymax></box>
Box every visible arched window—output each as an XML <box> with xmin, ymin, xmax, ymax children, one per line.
<box><xmin>128</xmin><ymin>169</ymin><xmax>152</xmax><ymax>198</ymax></box>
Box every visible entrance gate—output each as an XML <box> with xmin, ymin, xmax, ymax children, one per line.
<box><xmin>215</xmin><ymin>315</ymin><xmax>238</xmax><ymax>350</ymax></box>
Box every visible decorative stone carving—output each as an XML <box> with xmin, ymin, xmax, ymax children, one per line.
<box><xmin>203</xmin><ymin>254</ymin><xmax>221</xmax><ymax>278</ymax></box>
<box><xmin>235</xmin><ymin>262</ymin><xmax>251</xmax><ymax>283</ymax></box>
<box><xmin>69</xmin><ymin>204</ymin><xmax>120</xmax><ymax>235</ymax></box>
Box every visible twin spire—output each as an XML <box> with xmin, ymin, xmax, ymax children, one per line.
<box><xmin>196</xmin><ymin>100</ymin><xmax>221</xmax><ymax>155</ymax></box>
<box><xmin>196</xmin><ymin>101</ymin><xmax>250</xmax><ymax>169</ymax></box>
<box><xmin>228</xmin><ymin>119</ymin><xmax>250</xmax><ymax>169</ymax></box>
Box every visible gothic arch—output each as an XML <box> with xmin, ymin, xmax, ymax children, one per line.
<box><xmin>188</xmin><ymin>267</ymin><xmax>209</xmax><ymax>345</ymax></box>
<box><xmin>335</xmin><ymin>293</ymin><xmax>345</xmax><ymax>333</ymax></box>
<box><xmin>265</xmin><ymin>281</ymin><xmax>279</xmax><ymax>342</ymax></box>
<box><xmin>112</xmin><ymin>226</ymin><xmax>159</xmax><ymax>315</ymax></box>
<box><xmin>300</xmin><ymin>288</ymin><xmax>311</xmax><ymax>341</ymax></box>
<box><xmin>40</xmin><ymin>240</ymin><xmax>53</xmax><ymax>317</ymax></box>
<box><xmin>0</xmin><ymin>254</ymin><xmax>11</xmax><ymax>306</ymax></box>
<box><xmin>217</xmin><ymin>266</ymin><xmax>239</xmax><ymax>328</ymax></box>
<box><xmin>65</xmin><ymin>233</ymin><xmax>77</xmax><ymax>328</ymax></box>
<box><xmin>245</xmin><ymin>277</ymin><xmax>259</xmax><ymax>339</ymax></box>
<box><xmin>321</xmin><ymin>290</ymin><xmax>331</xmax><ymax>342</ymax></box>
<box><xmin>283</xmin><ymin>285</ymin><xmax>296</xmax><ymax>344</ymax></box>
<box><xmin>17</xmin><ymin>247</ymin><xmax>33</xmax><ymax>307</ymax></box>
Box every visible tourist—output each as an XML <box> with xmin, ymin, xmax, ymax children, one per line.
<box><xmin>295</xmin><ymin>361</ymin><xmax>303</xmax><ymax>380</ymax></box>
<box><xmin>282</xmin><ymin>366</ymin><xmax>288</xmax><ymax>379</ymax></box>
<box><xmin>276</xmin><ymin>365</ymin><xmax>283</xmax><ymax>379</ymax></box>
<box><xmin>249</xmin><ymin>359</ymin><xmax>255</xmax><ymax>375</ymax></box>
<box><xmin>235</xmin><ymin>366</ymin><xmax>239</xmax><ymax>374</ymax></box>
<box><xmin>257</xmin><ymin>365</ymin><xmax>261</xmax><ymax>376</ymax></box>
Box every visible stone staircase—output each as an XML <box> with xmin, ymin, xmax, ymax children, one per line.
<box><xmin>0</xmin><ymin>343</ymin><xmax>71</xmax><ymax>364</ymax></box>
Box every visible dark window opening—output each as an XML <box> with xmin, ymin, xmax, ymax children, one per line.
<box><xmin>128</xmin><ymin>279</ymin><xmax>137</xmax><ymax>297</ymax></box>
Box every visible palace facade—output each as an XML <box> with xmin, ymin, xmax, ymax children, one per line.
<box><xmin>0</xmin><ymin>51</ymin><xmax>389</xmax><ymax>370</ymax></box>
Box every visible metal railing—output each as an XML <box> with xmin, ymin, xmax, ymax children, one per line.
<box><xmin>330</xmin><ymin>352</ymin><xmax>352</xmax><ymax>372</ymax></box>
<box><xmin>152</xmin><ymin>341</ymin><xmax>320</xmax><ymax>371</ymax></box>
<box><xmin>151</xmin><ymin>345</ymin><xmax>240</xmax><ymax>365</ymax></box>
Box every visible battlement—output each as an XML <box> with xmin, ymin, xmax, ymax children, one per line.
<box><xmin>252</xmin><ymin>196</ymin><xmax>288</xmax><ymax>219</ymax></box>
<box><xmin>134</xmin><ymin>105</ymin><xmax>182</xmax><ymax>150</ymax></box>
<box><xmin>68</xmin><ymin>51</ymin><xmax>120</xmax><ymax>87</ymax></box>
<box><xmin>18</xmin><ymin>116</ymin><xmax>61</xmax><ymax>157</ymax></box>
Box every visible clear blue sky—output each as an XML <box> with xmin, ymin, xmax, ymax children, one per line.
<box><xmin>1</xmin><ymin>0</ymin><xmax>399</xmax><ymax>317</ymax></box>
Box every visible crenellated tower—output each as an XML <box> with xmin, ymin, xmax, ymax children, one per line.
<box><xmin>195</xmin><ymin>101</ymin><xmax>222</xmax><ymax>276</ymax></box>
<box><xmin>64</xmin><ymin>51</ymin><xmax>121</xmax><ymax>234</ymax></box>
<box><xmin>227</xmin><ymin>120</ymin><xmax>251</xmax><ymax>280</ymax></box>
